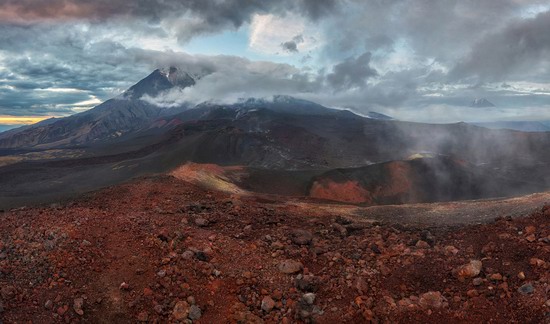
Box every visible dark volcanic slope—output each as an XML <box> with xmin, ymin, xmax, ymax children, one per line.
<box><xmin>308</xmin><ymin>157</ymin><xmax>548</xmax><ymax>204</ymax></box>
<box><xmin>1</xmin><ymin>105</ymin><xmax>550</xmax><ymax>209</ymax></box>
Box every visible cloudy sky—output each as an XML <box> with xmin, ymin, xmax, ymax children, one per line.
<box><xmin>1</xmin><ymin>0</ymin><xmax>550</xmax><ymax>128</ymax></box>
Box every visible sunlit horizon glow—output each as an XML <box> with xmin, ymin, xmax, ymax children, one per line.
<box><xmin>0</xmin><ymin>115</ymin><xmax>56</xmax><ymax>125</ymax></box>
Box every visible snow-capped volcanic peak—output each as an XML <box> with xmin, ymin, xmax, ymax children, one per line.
<box><xmin>160</xmin><ymin>67</ymin><xmax>196</xmax><ymax>88</ymax></box>
<box><xmin>470</xmin><ymin>98</ymin><xmax>495</xmax><ymax>108</ymax></box>
<box><xmin>122</xmin><ymin>67</ymin><xmax>195</xmax><ymax>100</ymax></box>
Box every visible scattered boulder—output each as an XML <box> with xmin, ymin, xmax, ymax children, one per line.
<box><xmin>518</xmin><ymin>283</ymin><xmax>534</xmax><ymax>295</ymax></box>
<box><xmin>453</xmin><ymin>260</ymin><xmax>482</xmax><ymax>281</ymax></box>
<box><xmin>189</xmin><ymin>305</ymin><xmax>202</xmax><ymax>320</ymax></box>
<box><xmin>119</xmin><ymin>282</ymin><xmax>131</xmax><ymax>290</ymax></box>
<box><xmin>289</xmin><ymin>229</ymin><xmax>313</xmax><ymax>245</ymax></box>
<box><xmin>302</xmin><ymin>293</ymin><xmax>316</xmax><ymax>305</ymax></box>
<box><xmin>0</xmin><ymin>285</ymin><xmax>15</xmax><ymax>300</ymax></box>
<box><xmin>172</xmin><ymin>300</ymin><xmax>190</xmax><ymax>320</ymax></box>
<box><xmin>194</xmin><ymin>217</ymin><xmax>209</xmax><ymax>227</ymax></box>
<box><xmin>278</xmin><ymin>259</ymin><xmax>304</xmax><ymax>274</ymax></box>
<box><xmin>295</xmin><ymin>275</ymin><xmax>320</xmax><ymax>292</ymax></box>
<box><xmin>73</xmin><ymin>297</ymin><xmax>84</xmax><ymax>316</ymax></box>
<box><xmin>418</xmin><ymin>291</ymin><xmax>447</xmax><ymax>309</ymax></box>
<box><xmin>182</xmin><ymin>250</ymin><xmax>194</xmax><ymax>259</ymax></box>
<box><xmin>261</xmin><ymin>296</ymin><xmax>275</xmax><ymax>312</ymax></box>
<box><xmin>137</xmin><ymin>311</ymin><xmax>149</xmax><ymax>322</ymax></box>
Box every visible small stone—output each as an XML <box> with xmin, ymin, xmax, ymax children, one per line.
<box><xmin>195</xmin><ymin>251</ymin><xmax>209</xmax><ymax>262</ymax></box>
<box><xmin>189</xmin><ymin>305</ymin><xmax>202</xmax><ymax>320</ymax></box>
<box><xmin>157</xmin><ymin>269</ymin><xmax>166</xmax><ymax>278</ymax></box>
<box><xmin>489</xmin><ymin>273</ymin><xmax>503</xmax><ymax>281</ymax></box>
<box><xmin>57</xmin><ymin>305</ymin><xmax>68</xmax><ymax>316</ymax></box>
<box><xmin>302</xmin><ymin>293</ymin><xmax>316</xmax><ymax>305</ymax></box>
<box><xmin>415</xmin><ymin>240</ymin><xmax>430</xmax><ymax>248</ymax></box>
<box><xmin>261</xmin><ymin>296</ymin><xmax>275</xmax><ymax>312</ymax></box>
<box><xmin>525</xmin><ymin>225</ymin><xmax>536</xmax><ymax>234</ymax></box>
<box><xmin>529</xmin><ymin>258</ymin><xmax>546</xmax><ymax>267</ymax></box>
<box><xmin>518</xmin><ymin>283</ymin><xmax>534</xmax><ymax>295</ymax></box>
<box><xmin>271</xmin><ymin>241</ymin><xmax>285</xmax><ymax>250</ymax></box>
<box><xmin>467</xmin><ymin>289</ymin><xmax>479</xmax><ymax>297</ymax></box>
<box><xmin>194</xmin><ymin>217</ymin><xmax>208</xmax><ymax>227</ymax></box>
<box><xmin>143</xmin><ymin>287</ymin><xmax>154</xmax><ymax>296</ymax></box>
<box><xmin>472</xmin><ymin>278</ymin><xmax>483</xmax><ymax>286</ymax></box>
<box><xmin>172</xmin><ymin>300</ymin><xmax>190</xmax><ymax>320</ymax></box>
<box><xmin>44</xmin><ymin>300</ymin><xmax>53</xmax><ymax>310</ymax></box>
<box><xmin>120</xmin><ymin>282</ymin><xmax>130</xmax><ymax>290</ymax></box>
<box><xmin>154</xmin><ymin>304</ymin><xmax>163</xmax><ymax>314</ymax></box>
<box><xmin>81</xmin><ymin>240</ymin><xmax>92</xmax><ymax>246</ymax></box>
<box><xmin>289</xmin><ymin>229</ymin><xmax>313</xmax><ymax>245</ymax></box>
<box><xmin>278</xmin><ymin>259</ymin><xmax>304</xmax><ymax>274</ymax></box>
<box><xmin>444</xmin><ymin>246</ymin><xmax>459</xmax><ymax>255</ymax></box>
<box><xmin>0</xmin><ymin>286</ymin><xmax>15</xmax><ymax>300</ymax></box>
<box><xmin>421</xmin><ymin>230</ymin><xmax>436</xmax><ymax>246</ymax></box>
<box><xmin>73</xmin><ymin>297</ymin><xmax>84</xmax><ymax>316</ymax></box>
<box><xmin>418</xmin><ymin>291</ymin><xmax>446</xmax><ymax>309</ymax></box>
<box><xmin>454</xmin><ymin>260</ymin><xmax>482</xmax><ymax>281</ymax></box>
<box><xmin>518</xmin><ymin>272</ymin><xmax>526</xmax><ymax>280</ymax></box>
<box><xmin>137</xmin><ymin>311</ymin><xmax>149</xmax><ymax>322</ymax></box>
<box><xmin>182</xmin><ymin>250</ymin><xmax>194</xmax><ymax>259</ymax></box>
<box><xmin>526</xmin><ymin>234</ymin><xmax>536</xmax><ymax>242</ymax></box>
<box><xmin>187</xmin><ymin>296</ymin><xmax>196</xmax><ymax>305</ymax></box>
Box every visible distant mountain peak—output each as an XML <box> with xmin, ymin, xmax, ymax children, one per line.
<box><xmin>123</xmin><ymin>67</ymin><xmax>195</xmax><ymax>100</ymax></box>
<box><xmin>470</xmin><ymin>98</ymin><xmax>495</xmax><ymax>108</ymax></box>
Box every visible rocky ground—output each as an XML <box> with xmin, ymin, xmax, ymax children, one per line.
<box><xmin>0</xmin><ymin>175</ymin><xmax>549</xmax><ymax>323</ymax></box>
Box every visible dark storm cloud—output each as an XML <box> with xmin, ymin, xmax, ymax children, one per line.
<box><xmin>326</xmin><ymin>52</ymin><xmax>377</xmax><ymax>91</ymax></box>
<box><xmin>450</xmin><ymin>11</ymin><xmax>550</xmax><ymax>82</ymax></box>
<box><xmin>0</xmin><ymin>0</ymin><xmax>337</xmax><ymax>41</ymax></box>
<box><xmin>1</xmin><ymin>0</ymin><xmax>550</xmax><ymax>122</ymax></box>
<box><xmin>281</xmin><ymin>41</ymin><xmax>298</xmax><ymax>53</ymax></box>
<box><xmin>281</xmin><ymin>35</ymin><xmax>304</xmax><ymax>53</ymax></box>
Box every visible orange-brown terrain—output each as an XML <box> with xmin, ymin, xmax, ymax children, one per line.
<box><xmin>1</xmin><ymin>174</ymin><xmax>549</xmax><ymax>323</ymax></box>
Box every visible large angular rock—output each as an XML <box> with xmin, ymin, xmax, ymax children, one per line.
<box><xmin>278</xmin><ymin>259</ymin><xmax>304</xmax><ymax>274</ymax></box>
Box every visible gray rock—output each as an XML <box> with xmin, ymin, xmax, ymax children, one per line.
<box><xmin>261</xmin><ymin>296</ymin><xmax>275</xmax><ymax>312</ymax></box>
<box><xmin>189</xmin><ymin>305</ymin><xmax>202</xmax><ymax>320</ymax></box>
<box><xmin>518</xmin><ymin>283</ymin><xmax>534</xmax><ymax>295</ymax></box>
<box><xmin>182</xmin><ymin>250</ymin><xmax>195</xmax><ymax>259</ymax></box>
<box><xmin>289</xmin><ymin>229</ymin><xmax>313</xmax><ymax>245</ymax></box>
<box><xmin>302</xmin><ymin>293</ymin><xmax>316</xmax><ymax>305</ymax></box>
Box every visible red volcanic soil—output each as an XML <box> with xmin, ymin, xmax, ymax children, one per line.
<box><xmin>310</xmin><ymin>180</ymin><xmax>374</xmax><ymax>204</ymax></box>
<box><xmin>309</xmin><ymin>161</ymin><xmax>416</xmax><ymax>205</ymax></box>
<box><xmin>0</xmin><ymin>175</ymin><xmax>549</xmax><ymax>323</ymax></box>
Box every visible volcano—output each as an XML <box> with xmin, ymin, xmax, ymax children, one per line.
<box><xmin>0</xmin><ymin>69</ymin><xmax>549</xmax><ymax>209</ymax></box>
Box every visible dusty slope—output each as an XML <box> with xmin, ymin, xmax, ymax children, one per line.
<box><xmin>0</xmin><ymin>176</ymin><xmax>549</xmax><ymax>323</ymax></box>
